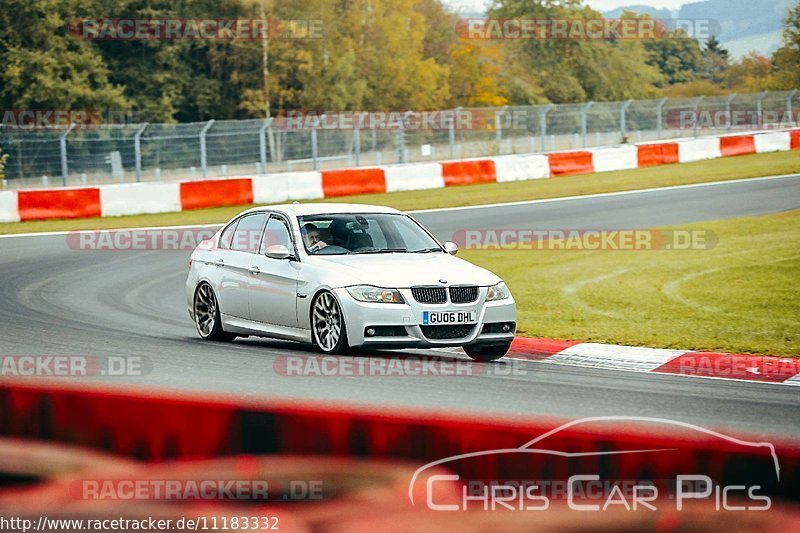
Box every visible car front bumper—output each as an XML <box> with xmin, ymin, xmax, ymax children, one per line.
<box><xmin>333</xmin><ymin>286</ymin><xmax>516</xmax><ymax>349</ymax></box>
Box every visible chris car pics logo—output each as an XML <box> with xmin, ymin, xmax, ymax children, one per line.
<box><xmin>408</xmin><ymin>416</ymin><xmax>778</xmax><ymax>513</ymax></box>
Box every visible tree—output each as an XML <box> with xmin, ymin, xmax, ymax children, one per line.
<box><xmin>705</xmin><ymin>35</ymin><xmax>730</xmax><ymax>61</ymax></box>
<box><xmin>702</xmin><ymin>35</ymin><xmax>730</xmax><ymax>84</ymax></box>
<box><xmin>660</xmin><ymin>80</ymin><xmax>729</xmax><ymax>97</ymax></box>
<box><xmin>244</xmin><ymin>0</ymin><xmax>451</xmax><ymax>113</ymax></box>
<box><xmin>347</xmin><ymin>0</ymin><xmax>450</xmax><ymax>110</ymax></box>
<box><xmin>97</xmin><ymin>0</ymin><xmax>258</xmax><ymax>122</ymax></box>
<box><xmin>644</xmin><ymin>27</ymin><xmax>704</xmax><ymax>86</ymax></box>
<box><xmin>769</xmin><ymin>1</ymin><xmax>800</xmax><ymax>90</ymax></box>
<box><xmin>0</xmin><ymin>0</ymin><xmax>127</xmax><ymax>116</ymax></box>
<box><xmin>417</xmin><ymin>0</ymin><xmax>515</xmax><ymax>107</ymax></box>
<box><xmin>489</xmin><ymin>2</ymin><xmax>662</xmax><ymax>103</ymax></box>
<box><xmin>724</xmin><ymin>52</ymin><xmax>774</xmax><ymax>91</ymax></box>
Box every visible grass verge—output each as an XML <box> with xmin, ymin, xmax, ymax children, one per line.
<box><xmin>461</xmin><ymin>210</ymin><xmax>800</xmax><ymax>356</ymax></box>
<box><xmin>1</xmin><ymin>150</ymin><xmax>799</xmax><ymax>235</ymax></box>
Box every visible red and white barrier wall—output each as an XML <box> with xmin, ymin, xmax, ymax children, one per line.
<box><xmin>2</xmin><ymin>378</ymin><xmax>799</xmax><ymax>503</ymax></box>
<box><xmin>2</xmin><ymin>129</ymin><xmax>798</xmax><ymax>223</ymax></box>
<box><xmin>0</xmin><ymin>191</ymin><xmax>18</xmax><ymax>223</ymax></box>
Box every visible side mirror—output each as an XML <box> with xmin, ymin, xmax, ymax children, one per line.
<box><xmin>265</xmin><ymin>244</ymin><xmax>292</xmax><ymax>260</ymax></box>
<box><xmin>444</xmin><ymin>241</ymin><xmax>459</xmax><ymax>255</ymax></box>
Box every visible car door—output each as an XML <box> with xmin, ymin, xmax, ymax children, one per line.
<box><xmin>217</xmin><ymin>212</ymin><xmax>268</xmax><ymax>319</ymax></box>
<box><xmin>248</xmin><ymin>214</ymin><xmax>301</xmax><ymax>328</ymax></box>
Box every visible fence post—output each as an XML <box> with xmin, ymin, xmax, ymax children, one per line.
<box><xmin>580</xmin><ymin>101</ymin><xmax>594</xmax><ymax>148</ymax></box>
<box><xmin>788</xmin><ymin>90</ymin><xmax>798</xmax><ymax>128</ymax></box>
<box><xmin>311</xmin><ymin>114</ymin><xmax>323</xmax><ymax>170</ymax></box>
<box><xmin>397</xmin><ymin>110</ymin><xmax>412</xmax><ymax>164</ymax></box>
<box><xmin>692</xmin><ymin>96</ymin><xmax>704</xmax><ymax>137</ymax></box>
<box><xmin>725</xmin><ymin>94</ymin><xmax>737</xmax><ymax>131</ymax></box>
<box><xmin>199</xmin><ymin>119</ymin><xmax>215</xmax><ymax>179</ymax></box>
<box><xmin>540</xmin><ymin>104</ymin><xmax>554</xmax><ymax>152</ymax></box>
<box><xmin>396</xmin><ymin>126</ymin><xmax>405</xmax><ymax>164</ymax></box>
<box><xmin>59</xmin><ymin>123</ymin><xmax>76</xmax><ymax>187</ymax></box>
<box><xmin>134</xmin><ymin>123</ymin><xmax>148</xmax><ymax>182</ymax></box>
<box><xmin>448</xmin><ymin>109</ymin><xmax>457</xmax><ymax>159</ymax></box>
<box><xmin>656</xmin><ymin>97</ymin><xmax>668</xmax><ymax>140</ymax></box>
<box><xmin>620</xmin><ymin>100</ymin><xmax>633</xmax><ymax>141</ymax></box>
<box><xmin>757</xmin><ymin>91</ymin><xmax>768</xmax><ymax>129</ymax></box>
<box><xmin>259</xmin><ymin>118</ymin><xmax>272</xmax><ymax>174</ymax></box>
<box><xmin>354</xmin><ymin>113</ymin><xmax>365</xmax><ymax>167</ymax></box>
<box><xmin>495</xmin><ymin>106</ymin><xmax>507</xmax><ymax>155</ymax></box>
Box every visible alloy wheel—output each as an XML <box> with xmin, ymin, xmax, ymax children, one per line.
<box><xmin>312</xmin><ymin>292</ymin><xmax>342</xmax><ymax>352</ymax></box>
<box><xmin>194</xmin><ymin>283</ymin><xmax>217</xmax><ymax>337</ymax></box>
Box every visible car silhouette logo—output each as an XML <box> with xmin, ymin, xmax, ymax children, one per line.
<box><xmin>407</xmin><ymin>416</ymin><xmax>780</xmax><ymax>505</ymax></box>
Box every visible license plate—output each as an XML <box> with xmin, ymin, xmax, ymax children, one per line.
<box><xmin>422</xmin><ymin>310</ymin><xmax>477</xmax><ymax>325</ymax></box>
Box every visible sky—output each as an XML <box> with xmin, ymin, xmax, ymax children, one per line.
<box><xmin>586</xmin><ymin>0</ymin><xmax>697</xmax><ymax>11</ymax></box>
<box><xmin>583</xmin><ymin>0</ymin><xmax>689</xmax><ymax>9</ymax></box>
<box><xmin>443</xmin><ymin>0</ymin><xmax>692</xmax><ymax>13</ymax></box>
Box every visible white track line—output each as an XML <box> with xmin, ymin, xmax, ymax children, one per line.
<box><xmin>0</xmin><ymin>223</ymin><xmax>223</xmax><ymax>240</ymax></box>
<box><xmin>411</xmin><ymin>173</ymin><xmax>800</xmax><ymax>214</ymax></box>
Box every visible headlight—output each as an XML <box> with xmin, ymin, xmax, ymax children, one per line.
<box><xmin>486</xmin><ymin>281</ymin><xmax>511</xmax><ymax>301</ymax></box>
<box><xmin>346</xmin><ymin>285</ymin><xmax>405</xmax><ymax>304</ymax></box>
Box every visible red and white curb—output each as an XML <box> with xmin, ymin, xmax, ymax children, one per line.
<box><xmin>508</xmin><ymin>337</ymin><xmax>800</xmax><ymax>386</ymax></box>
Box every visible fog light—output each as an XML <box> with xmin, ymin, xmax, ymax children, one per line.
<box><xmin>502</xmin><ymin>324</ymin><xmax>511</xmax><ymax>332</ymax></box>
<box><xmin>366</xmin><ymin>328</ymin><xmax>376</xmax><ymax>337</ymax></box>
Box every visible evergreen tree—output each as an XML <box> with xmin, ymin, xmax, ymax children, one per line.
<box><xmin>702</xmin><ymin>35</ymin><xmax>730</xmax><ymax>84</ymax></box>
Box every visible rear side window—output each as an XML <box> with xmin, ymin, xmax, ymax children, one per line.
<box><xmin>231</xmin><ymin>213</ymin><xmax>268</xmax><ymax>253</ymax></box>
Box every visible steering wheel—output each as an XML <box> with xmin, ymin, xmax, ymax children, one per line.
<box><xmin>312</xmin><ymin>245</ymin><xmax>349</xmax><ymax>255</ymax></box>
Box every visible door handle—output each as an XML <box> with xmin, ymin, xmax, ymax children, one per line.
<box><xmin>249</xmin><ymin>266</ymin><xmax>261</xmax><ymax>276</ymax></box>
<box><xmin>214</xmin><ymin>258</ymin><xmax>225</xmax><ymax>267</ymax></box>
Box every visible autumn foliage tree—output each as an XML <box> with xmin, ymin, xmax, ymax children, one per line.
<box><xmin>769</xmin><ymin>1</ymin><xmax>800</xmax><ymax>90</ymax></box>
<box><xmin>0</xmin><ymin>0</ymin><xmax>797</xmax><ymax>123</ymax></box>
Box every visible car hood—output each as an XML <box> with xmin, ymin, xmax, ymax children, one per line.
<box><xmin>311</xmin><ymin>253</ymin><xmax>501</xmax><ymax>288</ymax></box>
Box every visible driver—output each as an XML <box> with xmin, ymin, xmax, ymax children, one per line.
<box><xmin>303</xmin><ymin>223</ymin><xmax>333</xmax><ymax>252</ymax></box>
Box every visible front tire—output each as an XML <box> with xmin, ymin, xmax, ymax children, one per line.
<box><xmin>311</xmin><ymin>291</ymin><xmax>349</xmax><ymax>354</ymax></box>
<box><xmin>464</xmin><ymin>342</ymin><xmax>510</xmax><ymax>362</ymax></box>
<box><xmin>193</xmin><ymin>282</ymin><xmax>236</xmax><ymax>342</ymax></box>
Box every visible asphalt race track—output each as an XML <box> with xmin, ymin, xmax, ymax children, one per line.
<box><xmin>1</xmin><ymin>175</ymin><xmax>799</xmax><ymax>437</ymax></box>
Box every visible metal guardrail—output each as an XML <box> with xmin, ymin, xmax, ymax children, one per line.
<box><xmin>0</xmin><ymin>90</ymin><xmax>797</xmax><ymax>189</ymax></box>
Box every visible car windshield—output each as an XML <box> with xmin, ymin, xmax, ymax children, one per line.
<box><xmin>298</xmin><ymin>213</ymin><xmax>442</xmax><ymax>255</ymax></box>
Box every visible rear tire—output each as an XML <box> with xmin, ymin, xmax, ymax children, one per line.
<box><xmin>193</xmin><ymin>282</ymin><xmax>236</xmax><ymax>342</ymax></box>
<box><xmin>464</xmin><ymin>342</ymin><xmax>510</xmax><ymax>362</ymax></box>
<box><xmin>311</xmin><ymin>291</ymin><xmax>350</xmax><ymax>354</ymax></box>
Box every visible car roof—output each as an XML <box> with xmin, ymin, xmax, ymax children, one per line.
<box><xmin>239</xmin><ymin>203</ymin><xmax>403</xmax><ymax>217</ymax></box>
